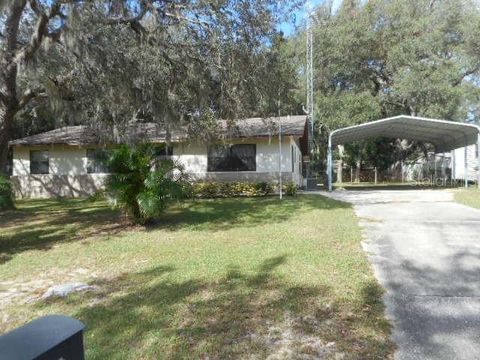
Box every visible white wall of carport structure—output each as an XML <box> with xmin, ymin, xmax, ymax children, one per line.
<box><xmin>452</xmin><ymin>145</ymin><xmax>479</xmax><ymax>182</ymax></box>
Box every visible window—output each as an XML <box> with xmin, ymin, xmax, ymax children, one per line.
<box><xmin>154</xmin><ymin>144</ymin><xmax>174</xmax><ymax>157</ymax></box>
<box><xmin>208</xmin><ymin>144</ymin><xmax>256</xmax><ymax>172</ymax></box>
<box><xmin>30</xmin><ymin>150</ymin><xmax>49</xmax><ymax>174</ymax></box>
<box><xmin>87</xmin><ymin>149</ymin><xmax>110</xmax><ymax>174</ymax></box>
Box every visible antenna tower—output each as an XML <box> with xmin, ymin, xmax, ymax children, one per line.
<box><xmin>306</xmin><ymin>1</ymin><xmax>315</xmax><ymax>136</ymax></box>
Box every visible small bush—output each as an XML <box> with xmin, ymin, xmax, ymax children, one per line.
<box><xmin>87</xmin><ymin>190</ymin><xmax>106</xmax><ymax>202</ymax></box>
<box><xmin>255</xmin><ymin>181</ymin><xmax>274</xmax><ymax>196</ymax></box>
<box><xmin>105</xmin><ymin>144</ymin><xmax>189</xmax><ymax>224</ymax></box>
<box><xmin>194</xmin><ymin>182</ymin><xmax>222</xmax><ymax>198</ymax></box>
<box><xmin>283</xmin><ymin>182</ymin><xmax>297</xmax><ymax>196</ymax></box>
<box><xmin>0</xmin><ymin>175</ymin><xmax>14</xmax><ymax>210</ymax></box>
<box><xmin>194</xmin><ymin>181</ymin><xmax>274</xmax><ymax>198</ymax></box>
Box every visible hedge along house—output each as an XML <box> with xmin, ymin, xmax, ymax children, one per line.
<box><xmin>9</xmin><ymin>115</ymin><xmax>309</xmax><ymax>199</ymax></box>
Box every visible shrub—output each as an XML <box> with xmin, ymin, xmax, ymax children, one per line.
<box><xmin>283</xmin><ymin>182</ymin><xmax>297</xmax><ymax>196</ymax></box>
<box><xmin>0</xmin><ymin>175</ymin><xmax>14</xmax><ymax>211</ymax></box>
<box><xmin>105</xmin><ymin>144</ymin><xmax>188</xmax><ymax>224</ymax></box>
<box><xmin>194</xmin><ymin>182</ymin><xmax>222</xmax><ymax>198</ymax></box>
<box><xmin>194</xmin><ymin>181</ymin><xmax>274</xmax><ymax>198</ymax></box>
<box><xmin>254</xmin><ymin>181</ymin><xmax>274</xmax><ymax>196</ymax></box>
<box><xmin>87</xmin><ymin>190</ymin><xmax>106</xmax><ymax>203</ymax></box>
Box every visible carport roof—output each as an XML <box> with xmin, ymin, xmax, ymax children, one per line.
<box><xmin>330</xmin><ymin>115</ymin><xmax>480</xmax><ymax>153</ymax></box>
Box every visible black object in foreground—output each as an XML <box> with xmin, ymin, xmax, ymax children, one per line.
<box><xmin>0</xmin><ymin>315</ymin><xmax>85</xmax><ymax>360</ymax></box>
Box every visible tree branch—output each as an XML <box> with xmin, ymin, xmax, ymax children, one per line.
<box><xmin>14</xmin><ymin>0</ymin><xmax>63</xmax><ymax>64</ymax></box>
<box><xmin>103</xmin><ymin>0</ymin><xmax>149</xmax><ymax>34</ymax></box>
<box><xmin>0</xmin><ymin>92</ymin><xmax>7</xmax><ymax>106</ymax></box>
<box><xmin>17</xmin><ymin>87</ymin><xmax>46</xmax><ymax>110</ymax></box>
<box><xmin>452</xmin><ymin>66</ymin><xmax>480</xmax><ymax>86</ymax></box>
<box><xmin>0</xmin><ymin>30</ymin><xmax>27</xmax><ymax>46</ymax></box>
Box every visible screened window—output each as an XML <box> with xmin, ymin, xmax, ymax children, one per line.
<box><xmin>30</xmin><ymin>150</ymin><xmax>49</xmax><ymax>174</ymax></box>
<box><xmin>208</xmin><ymin>144</ymin><xmax>256</xmax><ymax>172</ymax></box>
<box><xmin>154</xmin><ymin>144</ymin><xmax>174</xmax><ymax>157</ymax></box>
<box><xmin>87</xmin><ymin>149</ymin><xmax>110</xmax><ymax>174</ymax></box>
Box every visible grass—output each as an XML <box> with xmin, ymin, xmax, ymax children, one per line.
<box><xmin>454</xmin><ymin>188</ymin><xmax>480</xmax><ymax>209</ymax></box>
<box><xmin>0</xmin><ymin>196</ymin><xmax>393</xmax><ymax>359</ymax></box>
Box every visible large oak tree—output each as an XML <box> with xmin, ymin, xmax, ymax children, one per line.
<box><xmin>289</xmin><ymin>0</ymin><xmax>480</xmax><ymax>174</ymax></box>
<box><xmin>0</xmin><ymin>0</ymin><xmax>301</xmax><ymax>173</ymax></box>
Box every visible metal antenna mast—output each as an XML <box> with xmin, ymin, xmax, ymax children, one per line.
<box><xmin>306</xmin><ymin>0</ymin><xmax>315</xmax><ymax>136</ymax></box>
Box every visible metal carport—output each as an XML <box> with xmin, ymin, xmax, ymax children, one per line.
<box><xmin>327</xmin><ymin>115</ymin><xmax>480</xmax><ymax>191</ymax></box>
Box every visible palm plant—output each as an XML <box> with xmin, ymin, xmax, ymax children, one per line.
<box><xmin>105</xmin><ymin>144</ymin><xmax>188</xmax><ymax>224</ymax></box>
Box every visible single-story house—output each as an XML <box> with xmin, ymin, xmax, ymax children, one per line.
<box><xmin>9</xmin><ymin>115</ymin><xmax>310</xmax><ymax>199</ymax></box>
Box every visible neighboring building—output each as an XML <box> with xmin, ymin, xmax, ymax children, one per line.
<box><xmin>9</xmin><ymin>116</ymin><xmax>309</xmax><ymax>199</ymax></box>
<box><xmin>452</xmin><ymin>144</ymin><xmax>479</xmax><ymax>182</ymax></box>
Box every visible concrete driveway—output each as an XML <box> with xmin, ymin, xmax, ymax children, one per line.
<box><xmin>320</xmin><ymin>189</ymin><xmax>480</xmax><ymax>360</ymax></box>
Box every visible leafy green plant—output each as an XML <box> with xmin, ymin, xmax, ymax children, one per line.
<box><xmin>254</xmin><ymin>181</ymin><xmax>274</xmax><ymax>196</ymax></box>
<box><xmin>194</xmin><ymin>182</ymin><xmax>222</xmax><ymax>198</ymax></box>
<box><xmin>105</xmin><ymin>144</ymin><xmax>188</xmax><ymax>224</ymax></box>
<box><xmin>0</xmin><ymin>175</ymin><xmax>14</xmax><ymax>210</ymax></box>
<box><xmin>283</xmin><ymin>182</ymin><xmax>297</xmax><ymax>196</ymax></box>
<box><xmin>194</xmin><ymin>181</ymin><xmax>274</xmax><ymax>198</ymax></box>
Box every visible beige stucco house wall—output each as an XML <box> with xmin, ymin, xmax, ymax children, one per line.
<box><xmin>11</xmin><ymin>145</ymin><xmax>108</xmax><ymax>199</ymax></box>
<box><xmin>11</xmin><ymin>137</ymin><xmax>304</xmax><ymax>199</ymax></box>
<box><xmin>172</xmin><ymin>137</ymin><xmax>303</xmax><ymax>184</ymax></box>
<box><xmin>9</xmin><ymin>116</ymin><xmax>309</xmax><ymax>199</ymax></box>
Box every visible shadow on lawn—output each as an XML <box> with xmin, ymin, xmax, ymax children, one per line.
<box><xmin>38</xmin><ymin>255</ymin><xmax>393</xmax><ymax>359</ymax></box>
<box><xmin>0</xmin><ymin>195</ymin><xmax>350</xmax><ymax>263</ymax></box>
<box><xmin>0</xmin><ymin>199</ymin><xmax>125</xmax><ymax>264</ymax></box>
<box><xmin>154</xmin><ymin>195</ymin><xmax>351</xmax><ymax>232</ymax></box>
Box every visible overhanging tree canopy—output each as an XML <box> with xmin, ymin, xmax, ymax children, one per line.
<box><xmin>327</xmin><ymin>116</ymin><xmax>480</xmax><ymax>190</ymax></box>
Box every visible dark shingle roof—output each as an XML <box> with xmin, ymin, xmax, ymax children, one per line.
<box><xmin>220</xmin><ymin>115</ymin><xmax>307</xmax><ymax>138</ymax></box>
<box><xmin>9</xmin><ymin>115</ymin><xmax>308</xmax><ymax>146</ymax></box>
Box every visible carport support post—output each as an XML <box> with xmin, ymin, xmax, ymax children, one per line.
<box><xmin>401</xmin><ymin>161</ymin><xmax>405</xmax><ymax>183</ymax></box>
<box><xmin>452</xmin><ymin>150</ymin><xmax>456</xmax><ymax>182</ymax></box>
<box><xmin>464</xmin><ymin>141</ymin><xmax>469</xmax><ymax>188</ymax></box>
<box><xmin>328</xmin><ymin>135</ymin><xmax>333</xmax><ymax>192</ymax></box>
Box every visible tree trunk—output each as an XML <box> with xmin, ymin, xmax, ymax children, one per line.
<box><xmin>355</xmin><ymin>159</ymin><xmax>361</xmax><ymax>183</ymax></box>
<box><xmin>0</xmin><ymin>107</ymin><xmax>14</xmax><ymax>175</ymax></box>
<box><xmin>0</xmin><ymin>0</ymin><xmax>27</xmax><ymax>174</ymax></box>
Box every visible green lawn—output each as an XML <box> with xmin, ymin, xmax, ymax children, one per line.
<box><xmin>0</xmin><ymin>196</ymin><xmax>393</xmax><ymax>359</ymax></box>
<box><xmin>455</xmin><ymin>188</ymin><xmax>480</xmax><ymax>209</ymax></box>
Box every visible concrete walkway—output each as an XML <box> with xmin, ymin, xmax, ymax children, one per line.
<box><xmin>319</xmin><ymin>189</ymin><xmax>480</xmax><ymax>360</ymax></box>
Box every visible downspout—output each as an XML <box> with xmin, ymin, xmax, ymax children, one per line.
<box><xmin>452</xmin><ymin>149</ymin><xmax>456</xmax><ymax>183</ymax></box>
